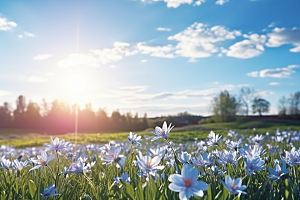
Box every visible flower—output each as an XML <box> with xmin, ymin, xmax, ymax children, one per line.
<box><xmin>218</xmin><ymin>150</ymin><xmax>240</xmax><ymax>166</ymax></box>
<box><xmin>207</xmin><ymin>131</ymin><xmax>222</xmax><ymax>147</ymax></box>
<box><xmin>114</xmin><ymin>172</ymin><xmax>131</xmax><ymax>183</ymax></box>
<box><xmin>146</xmin><ymin>146</ymin><xmax>166</xmax><ymax>157</ymax></box>
<box><xmin>103</xmin><ymin>146</ymin><xmax>126</xmax><ymax>168</ymax></box>
<box><xmin>226</xmin><ymin>139</ymin><xmax>242</xmax><ymax>150</ymax></box>
<box><xmin>29</xmin><ymin>151</ymin><xmax>54</xmax><ymax>172</ymax></box>
<box><xmin>44</xmin><ymin>137</ymin><xmax>69</xmax><ymax>152</ymax></box>
<box><xmin>251</xmin><ymin>134</ymin><xmax>264</xmax><ymax>144</ymax></box>
<box><xmin>222</xmin><ymin>175</ymin><xmax>247</xmax><ymax>194</ymax></box>
<box><xmin>136</xmin><ymin>152</ymin><xmax>164</xmax><ymax>175</ymax></box>
<box><xmin>151</xmin><ymin>121</ymin><xmax>174</xmax><ymax>141</ymax></box>
<box><xmin>179</xmin><ymin>151</ymin><xmax>191</xmax><ymax>164</ymax></box>
<box><xmin>0</xmin><ymin>156</ymin><xmax>12</xmax><ymax>169</ymax></box>
<box><xmin>41</xmin><ymin>184</ymin><xmax>59</xmax><ymax>199</ymax></box>
<box><xmin>67</xmin><ymin>157</ymin><xmax>95</xmax><ymax>174</ymax></box>
<box><xmin>244</xmin><ymin>155</ymin><xmax>265</xmax><ymax>175</ymax></box>
<box><xmin>191</xmin><ymin>152</ymin><xmax>211</xmax><ymax>168</ymax></box>
<box><xmin>127</xmin><ymin>132</ymin><xmax>142</xmax><ymax>145</ymax></box>
<box><xmin>168</xmin><ymin>164</ymin><xmax>208</xmax><ymax>200</ymax></box>
<box><xmin>268</xmin><ymin>163</ymin><xmax>290</xmax><ymax>180</ymax></box>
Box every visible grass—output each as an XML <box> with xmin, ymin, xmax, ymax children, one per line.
<box><xmin>1</xmin><ymin>119</ymin><xmax>300</xmax><ymax>148</ymax></box>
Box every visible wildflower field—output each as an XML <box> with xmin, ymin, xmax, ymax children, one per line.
<box><xmin>1</xmin><ymin>122</ymin><xmax>300</xmax><ymax>200</ymax></box>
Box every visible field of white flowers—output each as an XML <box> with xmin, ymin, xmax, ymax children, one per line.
<box><xmin>0</xmin><ymin>121</ymin><xmax>300</xmax><ymax>200</ymax></box>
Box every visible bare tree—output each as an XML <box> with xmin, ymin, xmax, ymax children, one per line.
<box><xmin>278</xmin><ymin>96</ymin><xmax>288</xmax><ymax>116</ymax></box>
<box><xmin>288</xmin><ymin>91</ymin><xmax>300</xmax><ymax>115</ymax></box>
<box><xmin>238</xmin><ymin>87</ymin><xmax>255</xmax><ymax>116</ymax></box>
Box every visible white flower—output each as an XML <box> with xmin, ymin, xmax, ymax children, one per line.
<box><xmin>127</xmin><ymin>132</ymin><xmax>142</xmax><ymax>145</ymax></box>
<box><xmin>103</xmin><ymin>146</ymin><xmax>126</xmax><ymax>168</ymax></box>
<box><xmin>136</xmin><ymin>152</ymin><xmax>164</xmax><ymax>175</ymax></box>
<box><xmin>29</xmin><ymin>151</ymin><xmax>54</xmax><ymax>172</ymax></box>
<box><xmin>222</xmin><ymin>175</ymin><xmax>247</xmax><ymax>194</ymax></box>
<box><xmin>207</xmin><ymin>131</ymin><xmax>222</xmax><ymax>147</ymax></box>
<box><xmin>151</xmin><ymin>121</ymin><xmax>174</xmax><ymax>141</ymax></box>
<box><xmin>44</xmin><ymin>137</ymin><xmax>69</xmax><ymax>152</ymax></box>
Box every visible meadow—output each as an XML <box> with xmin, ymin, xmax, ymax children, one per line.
<box><xmin>1</xmin><ymin>120</ymin><xmax>300</xmax><ymax>199</ymax></box>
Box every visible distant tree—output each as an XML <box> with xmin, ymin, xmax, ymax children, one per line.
<box><xmin>211</xmin><ymin>90</ymin><xmax>239</xmax><ymax>122</ymax></box>
<box><xmin>252</xmin><ymin>97</ymin><xmax>270</xmax><ymax>116</ymax></box>
<box><xmin>0</xmin><ymin>102</ymin><xmax>12</xmax><ymax>128</ymax></box>
<box><xmin>238</xmin><ymin>87</ymin><xmax>255</xmax><ymax>116</ymax></box>
<box><xmin>278</xmin><ymin>96</ymin><xmax>288</xmax><ymax>116</ymax></box>
<box><xmin>13</xmin><ymin>95</ymin><xmax>27</xmax><ymax>128</ymax></box>
<box><xmin>288</xmin><ymin>91</ymin><xmax>300</xmax><ymax>115</ymax></box>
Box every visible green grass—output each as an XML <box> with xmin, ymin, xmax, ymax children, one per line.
<box><xmin>1</xmin><ymin>119</ymin><xmax>300</xmax><ymax>148</ymax></box>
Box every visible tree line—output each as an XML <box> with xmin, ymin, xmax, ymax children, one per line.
<box><xmin>0</xmin><ymin>96</ymin><xmax>202</xmax><ymax>133</ymax></box>
<box><xmin>208</xmin><ymin>87</ymin><xmax>300</xmax><ymax>123</ymax></box>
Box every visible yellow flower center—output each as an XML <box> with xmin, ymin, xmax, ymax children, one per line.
<box><xmin>39</xmin><ymin>159</ymin><xmax>46</xmax><ymax>165</ymax></box>
<box><xmin>184</xmin><ymin>179</ymin><xmax>192</xmax><ymax>187</ymax></box>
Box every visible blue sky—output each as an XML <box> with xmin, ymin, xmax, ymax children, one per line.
<box><xmin>0</xmin><ymin>0</ymin><xmax>299</xmax><ymax>117</ymax></box>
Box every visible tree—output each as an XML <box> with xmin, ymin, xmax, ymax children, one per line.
<box><xmin>252</xmin><ymin>97</ymin><xmax>270</xmax><ymax>116</ymax></box>
<box><xmin>238</xmin><ymin>87</ymin><xmax>255</xmax><ymax>116</ymax></box>
<box><xmin>278</xmin><ymin>96</ymin><xmax>288</xmax><ymax>116</ymax></box>
<box><xmin>211</xmin><ymin>91</ymin><xmax>239</xmax><ymax>122</ymax></box>
<box><xmin>288</xmin><ymin>91</ymin><xmax>300</xmax><ymax>115</ymax></box>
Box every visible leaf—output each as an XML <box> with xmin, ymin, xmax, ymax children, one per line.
<box><xmin>120</xmin><ymin>180</ymin><xmax>135</xmax><ymax>200</ymax></box>
<box><xmin>135</xmin><ymin>182</ymin><xmax>144</xmax><ymax>200</ymax></box>
<box><xmin>207</xmin><ymin>185</ymin><xmax>212</xmax><ymax>200</ymax></box>
<box><xmin>28</xmin><ymin>180</ymin><xmax>36</xmax><ymax>199</ymax></box>
<box><xmin>227</xmin><ymin>163</ymin><xmax>233</xmax><ymax>177</ymax></box>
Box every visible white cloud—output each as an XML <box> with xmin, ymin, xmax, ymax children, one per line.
<box><xmin>28</xmin><ymin>76</ymin><xmax>48</xmax><ymax>82</ymax></box>
<box><xmin>194</xmin><ymin>0</ymin><xmax>205</xmax><ymax>6</ymax></box>
<box><xmin>266</xmin><ymin>27</ymin><xmax>300</xmax><ymax>52</ymax></box>
<box><xmin>141</xmin><ymin>59</ymin><xmax>148</xmax><ymax>63</ymax></box>
<box><xmin>57</xmin><ymin>41</ymin><xmax>137</xmax><ymax>68</ymax></box>
<box><xmin>33</xmin><ymin>54</ymin><xmax>53</xmax><ymax>60</ymax></box>
<box><xmin>111</xmin><ymin>86</ymin><xmax>148</xmax><ymax>95</ymax></box>
<box><xmin>136</xmin><ymin>42</ymin><xmax>175</xmax><ymax>58</ymax></box>
<box><xmin>157</xmin><ymin>0</ymin><xmax>193</xmax><ymax>8</ymax></box>
<box><xmin>57</xmin><ymin>53</ymin><xmax>100</xmax><ymax>68</ymax></box>
<box><xmin>247</xmin><ymin>65</ymin><xmax>299</xmax><ymax>78</ymax></box>
<box><xmin>0</xmin><ymin>17</ymin><xmax>17</xmax><ymax>31</ymax></box>
<box><xmin>226</xmin><ymin>34</ymin><xmax>266</xmax><ymax>59</ymax></box>
<box><xmin>168</xmin><ymin>22</ymin><xmax>241</xmax><ymax>59</ymax></box>
<box><xmin>157</xmin><ymin>27</ymin><xmax>171</xmax><ymax>32</ymax></box>
<box><xmin>254</xmin><ymin>90</ymin><xmax>274</xmax><ymax>97</ymax></box>
<box><xmin>269</xmin><ymin>82</ymin><xmax>279</xmax><ymax>86</ymax></box>
<box><xmin>122</xmin><ymin>84</ymin><xmax>235</xmax><ymax>102</ymax></box>
<box><xmin>18</xmin><ymin>31</ymin><xmax>35</xmax><ymax>38</ymax></box>
<box><xmin>0</xmin><ymin>90</ymin><xmax>11</xmax><ymax>97</ymax></box>
<box><xmin>216</xmin><ymin>0</ymin><xmax>228</xmax><ymax>5</ymax></box>
<box><xmin>46</xmin><ymin>72</ymin><xmax>54</xmax><ymax>76</ymax></box>
<box><xmin>110</xmin><ymin>65</ymin><xmax>116</xmax><ymax>68</ymax></box>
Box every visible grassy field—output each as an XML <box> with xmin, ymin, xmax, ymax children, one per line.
<box><xmin>0</xmin><ymin>119</ymin><xmax>300</xmax><ymax>148</ymax></box>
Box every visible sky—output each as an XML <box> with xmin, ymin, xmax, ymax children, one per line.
<box><xmin>0</xmin><ymin>0</ymin><xmax>299</xmax><ymax>117</ymax></box>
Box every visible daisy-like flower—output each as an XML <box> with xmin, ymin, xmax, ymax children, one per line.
<box><xmin>179</xmin><ymin>151</ymin><xmax>191</xmax><ymax>164</ymax></box>
<box><xmin>239</xmin><ymin>144</ymin><xmax>266</xmax><ymax>159</ymax></box>
<box><xmin>244</xmin><ymin>155</ymin><xmax>265</xmax><ymax>175</ymax></box>
<box><xmin>114</xmin><ymin>172</ymin><xmax>131</xmax><ymax>183</ymax></box>
<box><xmin>136</xmin><ymin>152</ymin><xmax>164</xmax><ymax>175</ymax></box>
<box><xmin>168</xmin><ymin>164</ymin><xmax>208</xmax><ymax>200</ymax></box>
<box><xmin>41</xmin><ymin>184</ymin><xmax>59</xmax><ymax>199</ymax></box>
<box><xmin>68</xmin><ymin>157</ymin><xmax>95</xmax><ymax>174</ymax></box>
<box><xmin>268</xmin><ymin>163</ymin><xmax>290</xmax><ymax>180</ymax></box>
<box><xmin>127</xmin><ymin>132</ymin><xmax>142</xmax><ymax>145</ymax></box>
<box><xmin>103</xmin><ymin>146</ymin><xmax>126</xmax><ymax>168</ymax></box>
<box><xmin>29</xmin><ymin>151</ymin><xmax>54</xmax><ymax>172</ymax></box>
<box><xmin>44</xmin><ymin>137</ymin><xmax>69</xmax><ymax>152</ymax></box>
<box><xmin>151</xmin><ymin>121</ymin><xmax>174</xmax><ymax>141</ymax></box>
<box><xmin>218</xmin><ymin>150</ymin><xmax>240</xmax><ymax>166</ymax></box>
<box><xmin>12</xmin><ymin>159</ymin><xmax>30</xmax><ymax>175</ymax></box>
<box><xmin>0</xmin><ymin>156</ymin><xmax>12</xmax><ymax>169</ymax></box>
<box><xmin>287</xmin><ymin>150</ymin><xmax>300</xmax><ymax>166</ymax></box>
<box><xmin>191</xmin><ymin>152</ymin><xmax>211</xmax><ymax>168</ymax></box>
<box><xmin>222</xmin><ymin>175</ymin><xmax>247</xmax><ymax>195</ymax></box>
<box><xmin>207</xmin><ymin>131</ymin><xmax>222</xmax><ymax>147</ymax></box>
<box><xmin>146</xmin><ymin>146</ymin><xmax>166</xmax><ymax>158</ymax></box>
<box><xmin>226</xmin><ymin>139</ymin><xmax>242</xmax><ymax>150</ymax></box>
<box><xmin>228</xmin><ymin>130</ymin><xmax>238</xmax><ymax>138</ymax></box>
<box><xmin>251</xmin><ymin>134</ymin><xmax>264</xmax><ymax>144</ymax></box>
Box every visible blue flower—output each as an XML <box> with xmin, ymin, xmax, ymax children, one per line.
<box><xmin>268</xmin><ymin>163</ymin><xmax>290</xmax><ymax>180</ymax></box>
<box><xmin>191</xmin><ymin>152</ymin><xmax>211</xmax><ymax>168</ymax></box>
<box><xmin>151</xmin><ymin>121</ymin><xmax>174</xmax><ymax>141</ymax></box>
<box><xmin>168</xmin><ymin>164</ymin><xmax>208</xmax><ymax>200</ymax></box>
<box><xmin>41</xmin><ymin>184</ymin><xmax>59</xmax><ymax>199</ymax></box>
<box><xmin>136</xmin><ymin>152</ymin><xmax>164</xmax><ymax>175</ymax></box>
<box><xmin>103</xmin><ymin>146</ymin><xmax>126</xmax><ymax>168</ymax></box>
<box><xmin>244</xmin><ymin>155</ymin><xmax>265</xmax><ymax>175</ymax></box>
<box><xmin>251</xmin><ymin>134</ymin><xmax>264</xmax><ymax>144</ymax></box>
<box><xmin>222</xmin><ymin>175</ymin><xmax>247</xmax><ymax>195</ymax></box>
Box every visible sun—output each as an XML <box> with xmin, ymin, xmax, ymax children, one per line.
<box><xmin>59</xmin><ymin>71</ymin><xmax>92</xmax><ymax>105</ymax></box>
